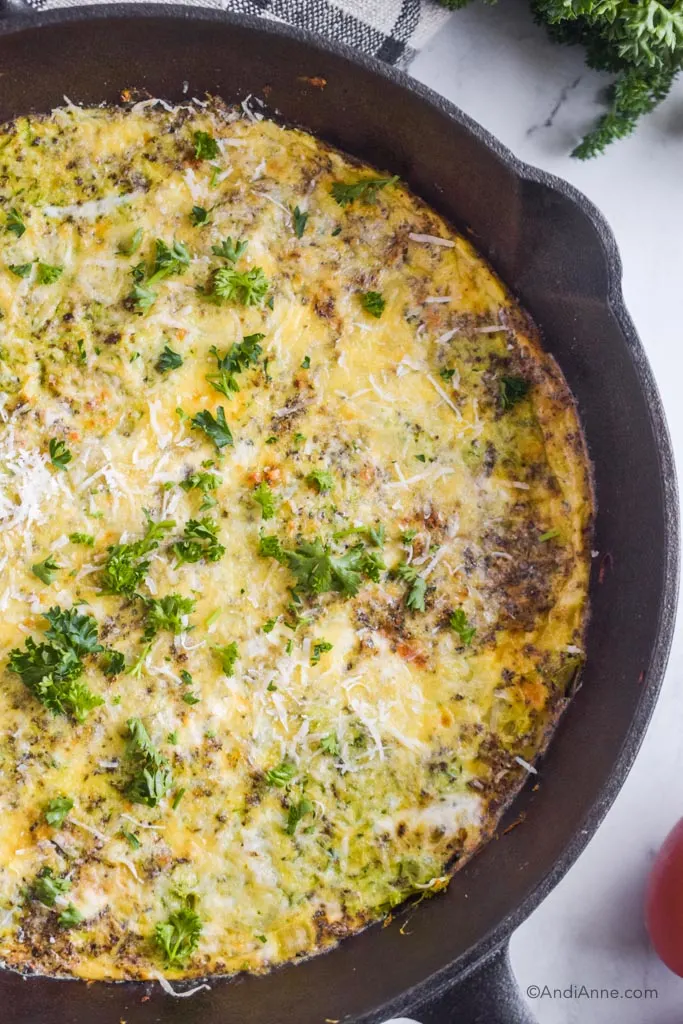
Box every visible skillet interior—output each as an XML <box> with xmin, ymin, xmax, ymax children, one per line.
<box><xmin>0</xmin><ymin>9</ymin><xmax>678</xmax><ymax>1023</ymax></box>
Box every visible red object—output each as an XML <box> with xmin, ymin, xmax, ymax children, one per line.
<box><xmin>646</xmin><ymin>818</ymin><xmax>683</xmax><ymax>977</ymax></box>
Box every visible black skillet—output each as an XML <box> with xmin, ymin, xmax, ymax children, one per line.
<box><xmin>0</xmin><ymin>6</ymin><xmax>678</xmax><ymax>1023</ymax></box>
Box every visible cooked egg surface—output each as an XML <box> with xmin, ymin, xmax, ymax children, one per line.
<box><xmin>0</xmin><ymin>98</ymin><xmax>592</xmax><ymax>980</ymax></box>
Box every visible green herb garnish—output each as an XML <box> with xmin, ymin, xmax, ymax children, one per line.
<box><xmin>33</xmin><ymin>867</ymin><xmax>71</xmax><ymax>907</ymax></box>
<box><xmin>360</xmin><ymin>290</ymin><xmax>385</xmax><ymax>318</ymax></box>
<box><xmin>215</xmin><ymin>641</ymin><xmax>238</xmax><ymax>676</ymax></box>
<box><xmin>124</xmin><ymin>717</ymin><xmax>173</xmax><ymax>807</ymax></box>
<box><xmin>144</xmin><ymin>594</ymin><xmax>196</xmax><ymax>640</ymax></box>
<box><xmin>450</xmin><ymin>608</ymin><xmax>476</xmax><ymax>646</ymax></box>
<box><xmin>330</xmin><ymin>175</ymin><xmax>398</xmax><ymax>207</ymax></box>
<box><xmin>190</xmin><ymin>205</ymin><xmax>210</xmax><ymax>227</ymax></box>
<box><xmin>49</xmin><ymin>438</ymin><xmax>72</xmax><ymax>470</ymax></box>
<box><xmin>286</xmin><ymin>798</ymin><xmax>313</xmax><ymax>835</ymax></box>
<box><xmin>6</xmin><ymin>207</ymin><xmax>25</xmax><ymax>237</ymax></box>
<box><xmin>156</xmin><ymin>345</ymin><xmax>183</xmax><ymax>373</ymax></box>
<box><xmin>311</xmin><ymin>640</ymin><xmax>333</xmax><ymax>665</ymax></box>
<box><xmin>306</xmin><ymin>468</ymin><xmax>334</xmax><ymax>494</ymax></box>
<box><xmin>193</xmin><ymin>130</ymin><xmax>219</xmax><ymax>160</ymax></box>
<box><xmin>265</xmin><ymin>760</ymin><xmax>296</xmax><ymax>787</ymax></box>
<box><xmin>36</xmin><ymin>262</ymin><xmax>63</xmax><ymax>285</ymax></box>
<box><xmin>155</xmin><ymin>895</ymin><xmax>202</xmax><ymax>967</ymax></box>
<box><xmin>500</xmin><ymin>375</ymin><xmax>530</xmax><ymax>411</ymax></box>
<box><xmin>292</xmin><ymin>205</ymin><xmax>308</xmax><ymax>238</ymax></box>
<box><xmin>58</xmin><ymin>904</ymin><xmax>84</xmax><ymax>929</ymax></box>
<box><xmin>208</xmin><ymin>265</ymin><xmax>269</xmax><ymax>306</ymax></box>
<box><xmin>173</xmin><ymin>517</ymin><xmax>225</xmax><ymax>564</ymax></box>
<box><xmin>397</xmin><ymin>562</ymin><xmax>427</xmax><ymax>612</ymax></box>
<box><xmin>44</xmin><ymin>796</ymin><xmax>73</xmax><ymax>827</ymax></box>
<box><xmin>32</xmin><ymin>555</ymin><xmax>61</xmax><ymax>585</ymax></box>
<box><xmin>191</xmin><ymin>407</ymin><xmax>233</xmax><ymax>450</ymax></box>
<box><xmin>253</xmin><ymin>480</ymin><xmax>276</xmax><ymax>520</ymax></box>
<box><xmin>211</xmin><ymin>236</ymin><xmax>248</xmax><ymax>263</ymax></box>
<box><xmin>117</xmin><ymin>228</ymin><xmax>143</xmax><ymax>256</ymax></box>
<box><xmin>101</xmin><ymin>648</ymin><xmax>126</xmax><ymax>677</ymax></box>
<box><xmin>8</xmin><ymin>262</ymin><xmax>32</xmax><ymax>278</ymax></box>
<box><xmin>206</xmin><ymin>333</ymin><xmax>264</xmax><ymax>397</ymax></box>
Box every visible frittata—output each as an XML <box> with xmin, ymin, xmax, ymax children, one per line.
<box><xmin>0</xmin><ymin>96</ymin><xmax>593</xmax><ymax>982</ymax></box>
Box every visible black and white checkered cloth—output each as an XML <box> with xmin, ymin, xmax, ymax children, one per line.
<box><xmin>23</xmin><ymin>0</ymin><xmax>451</xmax><ymax>68</ymax></box>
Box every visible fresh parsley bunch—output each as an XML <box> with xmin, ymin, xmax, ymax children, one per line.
<box><xmin>440</xmin><ymin>0</ymin><xmax>683</xmax><ymax>156</ymax></box>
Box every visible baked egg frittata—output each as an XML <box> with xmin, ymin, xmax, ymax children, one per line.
<box><xmin>0</xmin><ymin>98</ymin><xmax>593</xmax><ymax>981</ymax></box>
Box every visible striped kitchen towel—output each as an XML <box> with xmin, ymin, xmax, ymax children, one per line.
<box><xmin>22</xmin><ymin>0</ymin><xmax>451</xmax><ymax>68</ymax></box>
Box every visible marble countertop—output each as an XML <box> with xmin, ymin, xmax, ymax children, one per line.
<box><xmin>408</xmin><ymin>4</ymin><xmax>683</xmax><ymax>1022</ymax></box>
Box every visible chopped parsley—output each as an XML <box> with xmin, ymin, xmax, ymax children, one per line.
<box><xmin>259</xmin><ymin>535</ymin><xmax>383</xmax><ymax>600</ymax></box>
<box><xmin>539</xmin><ymin>528</ymin><xmax>560</xmax><ymax>542</ymax></box>
<box><xmin>6</xmin><ymin>206</ymin><xmax>25</xmax><ymax>237</ymax></box>
<box><xmin>148</xmin><ymin>238</ymin><xmax>190</xmax><ymax>285</ymax></box>
<box><xmin>172</xmin><ymin>787</ymin><xmax>186</xmax><ymax>808</ymax></box>
<box><xmin>306</xmin><ymin>468</ymin><xmax>334</xmax><ymax>494</ymax></box>
<box><xmin>182</xmin><ymin>691</ymin><xmax>201</xmax><ymax>706</ymax></box>
<box><xmin>262</xmin><ymin>618</ymin><xmax>277</xmax><ymax>633</ymax></box>
<box><xmin>155</xmin><ymin>895</ymin><xmax>203</xmax><ymax>967</ymax></box>
<box><xmin>500</xmin><ymin>375</ymin><xmax>530</xmax><ymax>410</ymax></box>
<box><xmin>49</xmin><ymin>438</ymin><xmax>72</xmax><ymax>470</ymax></box>
<box><xmin>156</xmin><ymin>344</ymin><xmax>183</xmax><ymax>372</ymax></box>
<box><xmin>191</xmin><ymin>407</ymin><xmax>233</xmax><ymax>450</ymax></box>
<box><xmin>69</xmin><ymin>532</ymin><xmax>94</xmax><ymax>546</ymax></box>
<box><xmin>330</xmin><ymin>175</ymin><xmax>398</xmax><ymax>207</ymax></box>
<box><xmin>44</xmin><ymin>796</ymin><xmax>73</xmax><ymax>827</ymax></box>
<box><xmin>215</xmin><ymin>641</ymin><xmax>238</xmax><ymax>676</ymax></box>
<box><xmin>121</xmin><ymin>828</ymin><xmax>141</xmax><ymax>850</ymax></box>
<box><xmin>206</xmin><ymin>333</ymin><xmax>264</xmax><ymax>397</ymax></box>
<box><xmin>439</xmin><ymin>367</ymin><xmax>456</xmax><ymax>382</ymax></box>
<box><xmin>117</xmin><ymin>228</ymin><xmax>143</xmax><ymax>256</ymax></box>
<box><xmin>8</xmin><ymin>607</ymin><xmax>104</xmax><ymax>721</ymax></box>
<box><xmin>193</xmin><ymin>130</ymin><xmax>219</xmax><ymax>160</ymax></box>
<box><xmin>143</xmin><ymin>594</ymin><xmax>196</xmax><ymax>640</ymax></box>
<box><xmin>360</xmin><ymin>290</ymin><xmax>385</xmax><ymax>318</ymax></box>
<box><xmin>211</xmin><ymin>236</ymin><xmax>248</xmax><ymax>263</ymax></box>
<box><xmin>180</xmin><ymin>470</ymin><xmax>221</xmax><ymax>494</ymax></box>
<box><xmin>8</xmin><ymin>262</ymin><xmax>32</xmax><ymax>278</ymax></box>
<box><xmin>450</xmin><ymin>608</ymin><xmax>476</xmax><ymax>646</ymax></box>
<box><xmin>397</xmin><ymin>562</ymin><xmax>427</xmax><ymax>612</ymax></box>
<box><xmin>320</xmin><ymin>733</ymin><xmax>340</xmax><ymax>756</ymax></box>
<box><xmin>58</xmin><ymin>904</ymin><xmax>84</xmax><ymax>929</ymax></box>
<box><xmin>101</xmin><ymin>513</ymin><xmax>175</xmax><ymax>595</ymax></box>
<box><xmin>124</xmin><ymin>717</ymin><xmax>173</xmax><ymax>807</ymax></box>
<box><xmin>301</xmin><ymin>354</ymin><xmax>311</xmax><ymax>369</ymax></box>
<box><xmin>253</xmin><ymin>480</ymin><xmax>276</xmax><ymax>520</ymax></box>
<box><xmin>311</xmin><ymin>639</ymin><xmax>333</xmax><ymax>665</ymax></box>
<box><xmin>286</xmin><ymin>798</ymin><xmax>313</xmax><ymax>836</ymax></box>
<box><xmin>129</xmin><ymin>282</ymin><xmax>157</xmax><ymax>314</ymax></box>
<box><xmin>265</xmin><ymin>760</ymin><xmax>296</xmax><ymax>787</ymax></box>
<box><xmin>32</xmin><ymin>555</ymin><xmax>61</xmax><ymax>585</ymax></box>
<box><xmin>33</xmin><ymin>867</ymin><xmax>71</xmax><ymax>907</ymax></box>
<box><xmin>208</xmin><ymin>265</ymin><xmax>269</xmax><ymax>306</ymax></box>
<box><xmin>173</xmin><ymin>517</ymin><xmax>225</xmax><ymax>564</ymax></box>
<box><xmin>101</xmin><ymin>648</ymin><xmax>126</xmax><ymax>677</ymax></box>
<box><xmin>36</xmin><ymin>262</ymin><xmax>63</xmax><ymax>285</ymax></box>
<box><xmin>190</xmin><ymin>205</ymin><xmax>210</xmax><ymax>227</ymax></box>
<box><xmin>292</xmin><ymin>205</ymin><xmax>308</xmax><ymax>238</ymax></box>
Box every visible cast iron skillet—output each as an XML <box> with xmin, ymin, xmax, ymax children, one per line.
<box><xmin>0</xmin><ymin>6</ymin><xmax>678</xmax><ymax>1023</ymax></box>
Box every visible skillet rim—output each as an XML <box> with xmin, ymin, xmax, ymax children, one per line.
<box><xmin>0</xmin><ymin>6</ymin><xmax>678</xmax><ymax>1016</ymax></box>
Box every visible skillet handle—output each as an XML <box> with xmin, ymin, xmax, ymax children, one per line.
<box><xmin>411</xmin><ymin>944</ymin><xmax>537</xmax><ymax>1024</ymax></box>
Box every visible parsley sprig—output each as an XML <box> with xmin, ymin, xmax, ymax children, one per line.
<box><xmin>259</xmin><ymin>535</ymin><xmax>384</xmax><ymax>600</ymax></box>
<box><xmin>330</xmin><ymin>175</ymin><xmax>398</xmax><ymax>207</ymax></box>
<box><xmin>143</xmin><ymin>594</ymin><xmax>196</xmax><ymax>641</ymax></box>
<box><xmin>397</xmin><ymin>562</ymin><xmax>427</xmax><ymax>612</ymax></box>
<box><xmin>8</xmin><ymin>606</ymin><xmax>104</xmax><ymax>721</ymax></box>
<box><xmin>191</xmin><ymin>407</ymin><xmax>233</xmax><ymax>450</ymax></box>
<box><xmin>100</xmin><ymin>513</ymin><xmax>175</xmax><ymax>595</ymax></box>
<box><xmin>123</xmin><ymin>717</ymin><xmax>173</xmax><ymax>808</ymax></box>
<box><xmin>155</xmin><ymin>893</ymin><xmax>203</xmax><ymax>967</ymax></box>
<box><xmin>206</xmin><ymin>333</ymin><xmax>264</xmax><ymax>398</ymax></box>
<box><xmin>173</xmin><ymin>517</ymin><xmax>225</xmax><ymax>564</ymax></box>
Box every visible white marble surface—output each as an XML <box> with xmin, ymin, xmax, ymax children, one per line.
<box><xmin>409</xmin><ymin>4</ymin><xmax>683</xmax><ymax>1022</ymax></box>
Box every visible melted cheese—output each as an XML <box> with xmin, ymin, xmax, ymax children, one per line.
<box><xmin>0</xmin><ymin>99</ymin><xmax>592</xmax><ymax>981</ymax></box>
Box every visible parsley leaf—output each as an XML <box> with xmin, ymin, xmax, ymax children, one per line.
<box><xmin>330</xmin><ymin>175</ymin><xmax>398</xmax><ymax>207</ymax></box>
<box><xmin>129</xmin><ymin>282</ymin><xmax>157</xmax><ymax>314</ymax></box>
<box><xmin>180</xmin><ymin>471</ymin><xmax>221</xmax><ymax>495</ymax></box>
<box><xmin>450</xmin><ymin>608</ymin><xmax>476</xmax><ymax>646</ymax></box>
<box><xmin>311</xmin><ymin>640</ymin><xmax>333</xmax><ymax>665</ymax></box>
<box><xmin>292</xmin><ymin>205</ymin><xmax>308</xmax><ymax>238</ymax></box>
<box><xmin>190</xmin><ymin>205</ymin><xmax>210</xmax><ymax>227</ymax></box>
<box><xmin>49</xmin><ymin>438</ymin><xmax>72</xmax><ymax>470</ymax></box>
<box><xmin>8</xmin><ymin>262</ymin><xmax>32</xmax><ymax>278</ymax></box>
<box><xmin>124</xmin><ymin>717</ymin><xmax>173</xmax><ymax>807</ymax></box>
<box><xmin>44</xmin><ymin>607</ymin><xmax>103</xmax><ymax>656</ymax></box>
<box><xmin>117</xmin><ymin>228</ymin><xmax>143</xmax><ymax>256</ymax></box>
<box><xmin>397</xmin><ymin>562</ymin><xmax>427</xmax><ymax>612</ymax></box>
<box><xmin>32</xmin><ymin>555</ymin><xmax>61</xmax><ymax>585</ymax></box>
<box><xmin>193</xmin><ymin>130</ymin><xmax>219</xmax><ymax>160</ymax></box>
<box><xmin>214</xmin><ymin>641</ymin><xmax>238</xmax><ymax>676</ymax></box>
<box><xmin>206</xmin><ymin>333</ymin><xmax>264</xmax><ymax>397</ymax></box>
<box><xmin>101</xmin><ymin>648</ymin><xmax>126</xmax><ymax>677</ymax></box>
<box><xmin>306</xmin><ymin>469</ymin><xmax>334</xmax><ymax>494</ymax></box>
<box><xmin>33</xmin><ymin>867</ymin><xmax>71</xmax><ymax>907</ymax></box>
<box><xmin>500</xmin><ymin>375</ymin><xmax>530</xmax><ymax>411</ymax></box>
<box><xmin>208</xmin><ymin>265</ymin><xmax>269</xmax><ymax>306</ymax></box>
<box><xmin>259</xmin><ymin>535</ymin><xmax>382</xmax><ymax>600</ymax></box>
<box><xmin>69</xmin><ymin>532</ymin><xmax>94</xmax><ymax>546</ymax></box>
<box><xmin>121</xmin><ymin>828</ymin><xmax>141</xmax><ymax>849</ymax></box>
<box><xmin>211</xmin><ymin>236</ymin><xmax>248</xmax><ymax>263</ymax></box>
<box><xmin>148</xmin><ymin>238</ymin><xmax>190</xmax><ymax>286</ymax></box>
<box><xmin>36</xmin><ymin>262</ymin><xmax>63</xmax><ymax>285</ymax></box>
<box><xmin>58</xmin><ymin>904</ymin><xmax>84</xmax><ymax>929</ymax></box>
<box><xmin>320</xmin><ymin>733</ymin><xmax>340</xmax><ymax>756</ymax></box>
<box><xmin>265</xmin><ymin>760</ymin><xmax>296</xmax><ymax>787</ymax></box>
<box><xmin>285</xmin><ymin>797</ymin><xmax>313</xmax><ymax>835</ymax></box>
<box><xmin>173</xmin><ymin>517</ymin><xmax>225</xmax><ymax>564</ymax></box>
<box><xmin>253</xmin><ymin>481</ymin><xmax>276</xmax><ymax>520</ymax></box>
<box><xmin>156</xmin><ymin>345</ymin><xmax>183</xmax><ymax>373</ymax></box>
<box><xmin>301</xmin><ymin>355</ymin><xmax>311</xmax><ymax>369</ymax></box>
<box><xmin>6</xmin><ymin>207</ymin><xmax>25</xmax><ymax>237</ymax></box>
<box><xmin>182</xmin><ymin>692</ymin><xmax>201</xmax><ymax>705</ymax></box>
<box><xmin>44</xmin><ymin>796</ymin><xmax>73</xmax><ymax>827</ymax></box>
<box><xmin>360</xmin><ymin>291</ymin><xmax>385</xmax><ymax>318</ymax></box>
<box><xmin>191</xmin><ymin>407</ymin><xmax>233</xmax><ymax>450</ymax></box>
<box><xmin>155</xmin><ymin>896</ymin><xmax>203</xmax><ymax>967</ymax></box>
<box><xmin>100</xmin><ymin>513</ymin><xmax>175</xmax><ymax>595</ymax></box>
<box><xmin>143</xmin><ymin>594</ymin><xmax>196</xmax><ymax>640</ymax></box>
